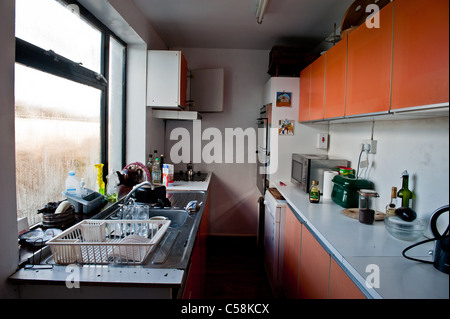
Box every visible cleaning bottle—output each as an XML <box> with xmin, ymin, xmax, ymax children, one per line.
<box><xmin>94</xmin><ymin>164</ymin><xmax>106</xmax><ymax>195</ymax></box>
<box><xmin>65</xmin><ymin>171</ymin><xmax>81</xmax><ymax>197</ymax></box>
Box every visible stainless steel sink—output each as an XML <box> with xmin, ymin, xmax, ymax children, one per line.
<box><xmin>148</xmin><ymin>209</ymin><xmax>188</xmax><ymax>228</ymax></box>
<box><xmin>106</xmin><ymin>206</ymin><xmax>188</xmax><ymax>228</ymax></box>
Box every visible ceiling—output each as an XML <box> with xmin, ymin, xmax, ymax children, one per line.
<box><xmin>132</xmin><ymin>0</ymin><xmax>355</xmax><ymax>51</ymax></box>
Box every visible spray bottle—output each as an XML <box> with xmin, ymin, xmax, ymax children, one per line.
<box><xmin>94</xmin><ymin>164</ymin><xmax>106</xmax><ymax>195</ymax></box>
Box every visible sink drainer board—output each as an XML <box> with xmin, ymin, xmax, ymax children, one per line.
<box><xmin>47</xmin><ymin>219</ymin><xmax>171</xmax><ymax>265</ymax></box>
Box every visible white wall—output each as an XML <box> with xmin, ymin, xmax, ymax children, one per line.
<box><xmin>165</xmin><ymin>48</ymin><xmax>270</xmax><ymax>236</ymax></box>
<box><xmin>327</xmin><ymin>117</ymin><xmax>449</xmax><ymax>226</ymax></box>
<box><xmin>0</xmin><ymin>0</ymin><xmax>19</xmax><ymax>298</ymax></box>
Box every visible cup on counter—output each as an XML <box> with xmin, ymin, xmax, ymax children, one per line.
<box><xmin>133</xmin><ymin>205</ymin><xmax>149</xmax><ymax>237</ymax></box>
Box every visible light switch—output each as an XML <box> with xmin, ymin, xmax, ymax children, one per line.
<box><xmin>317</xmin><ymin>133</ymin><xmax>328</xmax><ymax>149</ymax></box>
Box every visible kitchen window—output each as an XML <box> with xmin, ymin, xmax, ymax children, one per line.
<box><xmin>15</xmin><ymin>0</ymin><xmax>126</xmax><ymax>226</ymax></box>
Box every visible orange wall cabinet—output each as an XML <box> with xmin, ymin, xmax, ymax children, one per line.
<box><xmin>324</xmin><ymin>36</ymin><xmax>348</xmax><ymax>119</ymax></box>
<box><xmin>391</xmin><ymin>0</ymin><xmax>449</xmax><ymax>110</ymax></box>
<box><xmin>282</xmin><ymin>206</ymin><xmax>302</xmax><ymax>299</ymax></box>
<box><xmin>328</xmin><ymin>258</ymin><xmax>366</xmax><ymax>299</ymax></box>
<box><xmin>346</xmin><ymin>2</ymin><xmax>393</xmax><ymax>116</ymax></box>
<box><xmin>309</xmin><ymin>55</ymin><xmax>326</xmax><ymax>121</ymax></box>
<box><xmin>299</xmin><ymin>66</ymin><xmax>311</xmax><ymax>122</ymax></box>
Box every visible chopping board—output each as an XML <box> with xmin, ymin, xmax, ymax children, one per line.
<box><xmin>268</xmin><ymin>188</ymin><xmax>285</xmax><ymax>200</ymax></box>
<box><xmin>342</xmin><ymin>208</ymin><xmax>385</xmax><ymax>221</ymax></box>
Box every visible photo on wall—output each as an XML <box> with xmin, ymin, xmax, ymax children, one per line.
<box><xmin>276</xmin><ymin>92</ymin><xmax>292</xmax><ymax>107</ymax></box>
<box><xmin>279</xmin><ymin>119</ymin><xmax>294</xmax><ymax>135</ymax></box>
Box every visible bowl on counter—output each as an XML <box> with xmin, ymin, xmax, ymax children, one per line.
<box><xmin>384</xmin><ymin>215</ymin><xmax>427</xmax><ymax>241</ymax></box>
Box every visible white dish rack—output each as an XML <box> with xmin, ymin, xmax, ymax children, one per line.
<box><xmin>47</xmin><ymin>219</ymin><xmax>171</xmax><ymax>265</ymax></box>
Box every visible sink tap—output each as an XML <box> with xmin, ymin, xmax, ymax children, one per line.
<box><xmin>185</xmin><ymin>200</ymin><xmax>203</xmax><ymax>214</ymax></box>
<box><xmin>123</xmin><ymin>181</ymin><xmax>155</xmax><ymax>206</ymax></box>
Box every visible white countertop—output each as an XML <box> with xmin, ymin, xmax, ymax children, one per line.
<box><xmin>166</xmin><ymin>172</ymin><xmax>212</xmax><ymax>192</ymax></box>
<box><xmin>275</xmin><ymin>181</ymin><xmax>449</xmax><ymax>299</ymax></box>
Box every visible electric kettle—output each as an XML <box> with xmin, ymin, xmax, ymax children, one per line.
<box><xmin>402</xmin><ymin>205</ymin><xmax>449</xmax><ymax>274</ymax></box>
<box><xmin>429</xmin><ymin>205</ymin><xmax>449</xmax><ymax>274</ymax></box>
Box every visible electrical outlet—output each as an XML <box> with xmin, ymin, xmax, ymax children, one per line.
<box><xmin>317</xmin><ymin>133</ymin><xmax>328</xmax><ymax>149</ymax></box>
<box><xmin>362</xmin><ymin>139</ymin><xmax>377</xmax><ymax>154</ymax></box>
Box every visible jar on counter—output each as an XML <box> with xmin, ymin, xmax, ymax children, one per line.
<box><xmin>358</xmin><ymin>189</ymin><xmax>379</xmax><ymax>225</ymax></box>
<box><xmin>309</xmin><ymin>180</ymin><xmax>320</xmax><ymax>204</ymax></box>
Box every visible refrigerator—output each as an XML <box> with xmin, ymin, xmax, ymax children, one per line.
<box><xmin>256</xmin><ymin>77</ymin><xmax>300</xmax><ymax>195</ymax></box>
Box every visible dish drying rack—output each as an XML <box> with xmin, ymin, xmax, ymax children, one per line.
<box><xmin>47</xmin><ymin>219</ymin><xmax>171</xmax><ymax>265</ymax></box>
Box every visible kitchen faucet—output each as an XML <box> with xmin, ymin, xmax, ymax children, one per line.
<box><xmin>123</xmin><ymin>181</ymin><xmax>155</xmax><ymax>206</ymax></box>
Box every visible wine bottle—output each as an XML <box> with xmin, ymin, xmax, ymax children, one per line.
<box><xmin>397</xmin><ymin>171</ymin><xmax>412</xmax><ymax>208</ymax></box>
<box><xmin>385</xmin><ymin>187</ymin><xmax>397</xmax><ymax>216</ymax></box>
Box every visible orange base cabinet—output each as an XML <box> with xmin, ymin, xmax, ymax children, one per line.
<box><xmin>282</xmin><ymin>206</ymin><xmax>302</xmax><ymax>298</ymax></box>
<box><xmin>182</xmin><ymin>192</ymin><xmax>210</xmax><ymax>299</ymax></box>
<box><xmin>297</xmin><ymin>227</ymin><xmax>330</xmax><ymax>299</ymax></box>
<box><xmin>328</xmin><ymin>258</ymin><xmax>366</xmax><ymax>299</ymax></box>
<box><xmin>391</xmin><ymin>0</ymin><xmax>449</xmax><ymax>109</ymax></box>
<box><xmin>346</xmin><ymin>2</ymin><xmax>393</xmax><ymax>116</ymax></box>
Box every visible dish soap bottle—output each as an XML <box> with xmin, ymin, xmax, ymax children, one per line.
<box><xmin>309</xmin><ymin>180</ymin><xmax>320</xmax><ymax>204</ymax></box>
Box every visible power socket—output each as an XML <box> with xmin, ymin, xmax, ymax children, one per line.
<box><xmin>317</xmin><ymin>133</ymin><xmax>328</xmax><ymax>149</ymax></box>
<box><xmin>361</xmin><ymin>139</ymin><xmax>377</xmax><ymax>154</ymax></box>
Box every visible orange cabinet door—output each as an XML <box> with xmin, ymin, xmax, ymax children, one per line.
<box><xmin>299</xmin><ymin>66</ymin><xmax>311</xmax><ymax>122</ymax></box>
<box><xmin>391</xmin><ymin>0</ymin><xmax>449</xmax><ymax>110</ymax></box>
<box><xmin>179</xmin><ymin>52</ymin><xmax>188</xmax><ymax>108</ymax></box>
<box><xmin>298</xmin><ymin>226</ymin><xmax>330</xmax><ymax>299</ymax></box>
<box><xmin>346</xmin><ymin>2</ymin><xmax>393</xmax><ymax>116</ymax></box>
<box><xmin>324</xmin><ymin>36</ymin><xmax>348</xmax><ymax>119</ymax></box>
<box><xmin>282</xmin><ymin>206</ymin><xmax>302</xmax><ymax>299</ymax></box>
<box><xmin>309</xmin><ymin>55</ymin><xmax>326</xmax><ymax>121</ymax></box>
<box><xmin>328</xmin><ymin>258</ymin><xmax>366</xmax><ymax>299</ymax></box>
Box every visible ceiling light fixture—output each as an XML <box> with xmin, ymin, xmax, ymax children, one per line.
<box><xmin>256</xmin><ymin>0</ymin><xmax>269</xmax><ymax>24</ymax></box>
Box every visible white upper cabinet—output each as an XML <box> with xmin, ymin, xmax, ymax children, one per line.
<box><xmin>147</xmin><ymin>50</ymin><xmax>188</xmax><ymax>109</ymax></box>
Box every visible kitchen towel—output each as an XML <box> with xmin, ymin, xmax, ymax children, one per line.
<box><xmin>323</xmin><ymin>171</ymin><xmax>338</xmax><ymax>199</ymax></box>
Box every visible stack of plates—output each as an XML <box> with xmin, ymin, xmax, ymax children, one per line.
<box><xmin>41</xmin><ymin>206</ymin><xmax>76</xmax><ymax>228</ymax></box>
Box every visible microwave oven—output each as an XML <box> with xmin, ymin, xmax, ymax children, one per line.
<box><xmin>291</xmin><ymin>154</ymin><xmax>350</xmax><ymax>193</ymax></box>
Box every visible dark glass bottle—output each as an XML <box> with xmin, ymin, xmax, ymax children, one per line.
<box><xmin>397</xmin><ymin>171</ymin><xmax>412</xmax><ymax>208</ymax></box>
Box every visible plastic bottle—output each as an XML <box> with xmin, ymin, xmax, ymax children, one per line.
<box><xmin>80</xmin><ymin>178</ymin><xmax>89</xmax><ymax>197</ymax></box>
<box><xmin>152</xmin><ymin>157</ymin><xmax>162</xmax><ymax>184</ymax></box>
<box><xmin>94</xmin><ymin>164</ymin><xmax>106</xmax><ymax>195</ymax></box>
<box><xmin>106</xmin><ymin>169</ymin><xmax>119</xmax><ymax>202</ymax></box>
<box><xmin>65</xmin><ymin>171</ymin><xmax>81</xmax><ymax>197</ymax></box>
<box><xmin>309</xmin><ymin>180</ymin><xmax>320</xmax><ymax>204</ymax></box>
<box><xmin>146</xmin><ymin>154</ymin><xmax>153</xmax><ymax>176</ymax></box>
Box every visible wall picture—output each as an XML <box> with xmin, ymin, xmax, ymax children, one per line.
<box><xmin>276</xmin><ymin>92</ymin><xmax>292</xmax><ymax>107</ymax></box>
<box><xmin>279</xmin><ymin>119</ymin><xmax>295</xmax><ymax>135</ymax></box>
